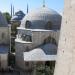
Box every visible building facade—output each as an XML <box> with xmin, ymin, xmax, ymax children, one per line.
<box><xmin>0</xmin><ymin>12</ymin><xmax>10</xmax><ymax>70</ymax></box>
<box><xmin>15</xmin><ymin>6</ymin><xmax>62</xmax><ymax>74</ymax></box>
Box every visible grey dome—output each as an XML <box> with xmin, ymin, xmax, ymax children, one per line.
<box><xmin>0</xmin><ymin>12</ymin><xmax>8</xmax><ymax>27</ymax></box>
<box><xmin>21</xmin><ymin>7</ymin><xmax>61</xmax><ymax>29</ymax></box>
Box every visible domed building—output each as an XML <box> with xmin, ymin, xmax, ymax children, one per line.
<box><xmin>15</xmin><ymin>6</ymin><xmax>62</xmax><ymax>74</ymax></box>
<box><xmin>21</xmin><ymin>7</ymin><xmax>61</xmax><ymax>29</ymax></box>
<box><xmin>0</xmin><ymin>11</ymin><xmax>10</xmax><ymax>70</ymax></box>
<box><xmin>11</xmin><ymin>10</ymin><xmax>25</xmax><ymax>22</ymax></box>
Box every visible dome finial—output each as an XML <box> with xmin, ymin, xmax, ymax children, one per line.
<box><xmin>43</xmin><ymin>0</ymin><xmax>45</xmax><ymax>7</ymax></box>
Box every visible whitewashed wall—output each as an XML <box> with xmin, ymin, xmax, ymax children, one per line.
<box><xmin>0</xmin><ymin>54</ymin><xmax>8</xmax><ymax>69</ymax></box>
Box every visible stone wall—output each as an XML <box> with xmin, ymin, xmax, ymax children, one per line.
<box><xmin>54</xmin><ymin>0</ymin><xmax>75</xmax><ymax>75</ymax></box>
<box><xmin>0</xmin><ymin>27</ymin><xmax>10</xmax><ymax>44</ymax></box>
<box><xmin>0</xmin><ymin>54</ymin><xmax>8</xmax><ymax>70</ymax></box>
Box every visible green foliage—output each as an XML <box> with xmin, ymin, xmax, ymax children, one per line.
<box><xmin>11</xmin><ymin>44</ymin><xmax>15</xmax><ymax>52</ymax></box>
<box><xmin>36</xmin><ymin>63</ymin><xmax>55</xmax><ymax>75</ymax></box>
<box><xmin>37</xmin><ymin>67</ymin><xmax>54</xmax><ymax>75</ymax></box>
<box><xmin>3</xmin><ymin>12</ymin><xmax>11</xmax><ymax>24</ymax></box>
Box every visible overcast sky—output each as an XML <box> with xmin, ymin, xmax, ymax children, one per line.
<box><xmin>0</xmin><ymin>0</ymin><xmax>64</xmax><ymax>14</ymax></box>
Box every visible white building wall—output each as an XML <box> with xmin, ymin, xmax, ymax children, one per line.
<box><xmin>0</xmin><ymin>54</ymin><xmax>8</xmax><ymax>69</ymax></box>
<box><xmin>15</xmin><ymin>53</ymin><xmax>25</xmax><ymax>69</ymax></box>
<box><xmin>32</xmin><ymin>30</ymin><xmax>59</xmax><ymax>47</ymax></box>
<box><xmin>15</xmin><ymin>30</ymin><xmax>59</xmax><ymax>70</ymax></box>
<box><xmin>15</xmin><ymin>42</ymin><xmax>33</xmax><ymax>69</ymax></box>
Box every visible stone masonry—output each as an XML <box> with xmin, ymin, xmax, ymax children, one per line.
<box><xmin>54</xmin><ymin>0</ymin><xmax>75</xmax><ymax>75</ymax></box>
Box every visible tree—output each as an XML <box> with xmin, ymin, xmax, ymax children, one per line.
<box><xmin>3</xmin><ymin>12</ymin><xmax>11</xmax><ymax>24</ymax></box>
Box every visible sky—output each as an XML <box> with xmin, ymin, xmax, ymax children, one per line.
<box><xmin>0</xmin><ymin>0</ymin><xmax>64</xmax><ymax>14</ymax></box>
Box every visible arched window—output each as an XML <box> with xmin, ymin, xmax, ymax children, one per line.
<box><xmin>25</xmin><ymin>35</ymin><xmax>32</xmax><ymax>42</ymax></box>
<box><xmin>44</xmin><ymin>36</ymin><xmax>51</xmax><ymax>44</ymax></box>
<box><xmin>45</xmin><ymin>21</ymin><xmax>52</xmax><ymax>30</ymax></box>
<box><xmin>22</xmin><ymin>34</ymin><xmax>32</xmax><ymax>42</ymax></box>
<box><xmin>25</xmin><ymin>20</ymin><xmax>31</xmax><ymax>28</ymax></box>
<box><xmin>43</xmin><ymin>36</ymin><xmax>57</xmax><ymax>45</ymax></box>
